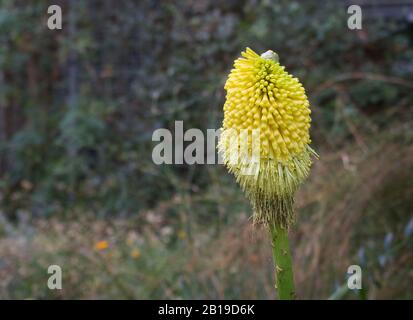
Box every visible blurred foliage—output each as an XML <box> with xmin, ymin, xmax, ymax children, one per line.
<box><xmin>0</xmin><ymin>0</ymin><xmax>412</xmax><ymax>299</ymax></box>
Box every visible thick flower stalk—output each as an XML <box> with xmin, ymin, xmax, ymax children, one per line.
<box><xmin>218</xmin><ymin>48</ymin><xmax>317</xmax><ymax>299</ymax></box>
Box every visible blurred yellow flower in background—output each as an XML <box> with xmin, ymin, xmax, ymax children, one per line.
<box><xmin>131</xmin><ymin>248</ymin><xmax>141</xmax><ymax>259</ymax></box>
<box><xmin>94</xmin><ymin>240</ymin><xmax>109</xmax><ymax>251</ymax></box>
<box><xmin>177</xmin><ymin>230</ymin><xmax>187</xmax><ymax>239</ymax></box>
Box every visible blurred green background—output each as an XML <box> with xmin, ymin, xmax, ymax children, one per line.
<box><xmin>0</xmin><ymin>0</ymin><xmax>413</xmax><ymax>299</ymax></box>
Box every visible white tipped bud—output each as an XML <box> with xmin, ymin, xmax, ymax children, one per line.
<box><xmin>261</xmin><ymin>50</ymin><xmax>279</xmax><ymax>62</ymax></box>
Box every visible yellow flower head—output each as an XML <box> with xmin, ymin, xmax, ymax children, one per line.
<box><xmin>219</xmin><ymin>48</ymin><xmax>317</xmax><ymax>228</ymax></box>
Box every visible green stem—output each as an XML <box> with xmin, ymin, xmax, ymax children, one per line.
<box><xmin>269</xmin><ymin>223</ymin><xmax>295</xmax><ymax>300</ymax></box>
